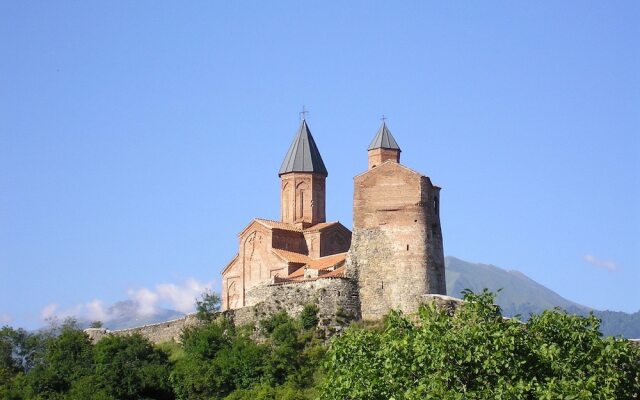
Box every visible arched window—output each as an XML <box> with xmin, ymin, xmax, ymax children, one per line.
<box><xmin>296</xmin><ymin>182</ymin><xmax>308</xmax><ymax>220</ymax></box>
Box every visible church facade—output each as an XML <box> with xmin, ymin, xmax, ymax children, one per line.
<box><xmin>221</xmin><ymin>118</ymin><xmax>446</xmax><ymax>320</ymax></box>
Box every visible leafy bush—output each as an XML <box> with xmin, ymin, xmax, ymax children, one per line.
<box><xmin>93</xmin><ymin>334</ymin><xmax>173</xmax><ymax>400</ymax></box>
<box><xmin>321</xmin><ymin>289</ymin><xmax>640</xmax><ymax>399</ymax></box>
<box><xmin>299</xmin><ymin>304</ymin><xmax>319</xmax><ymax>330</ymax></box>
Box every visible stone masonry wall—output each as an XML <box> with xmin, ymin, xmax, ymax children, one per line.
<box><xmin>349</xmin><ymin>161</ymin><xmax>446</xmax><ymax>320</ymax></box>
<box><xmin>86</xmin><ymin>278</ymin><xmax>360</xmax><ymax>343</ymax></box>
<box><xmin>84</xmin><ymin>314</ymin><xmax>203</xmax><ymax>344</ymax></box>
<box><xmin>237</xmin><ymin>277</ymin><xmax>360</xmax><ymax>336</ymax></box>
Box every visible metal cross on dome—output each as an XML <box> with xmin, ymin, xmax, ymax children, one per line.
<box><xmin>381</xmin><ymin>114</ymin><xmax>388</xmax><ymax>123</ymax></box>
<box><xmin>299</xmin><ymin>105</ymin><xmax>309</xmax><ymax>121</ymax></box>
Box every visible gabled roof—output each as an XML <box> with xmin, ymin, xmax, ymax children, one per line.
<box><xmin>279</xmin><ymin>120</ymin><xmax>328</xmax><ymax>177</ymax></box>
<box><xmin>368</xmin><ymin>122</ymin><xmax>401</xmax><ymax>151</ymax></box>
<box><xmin>254</xmin><ymin>218</ymin><xmax>301</xmax><ymax>232</ymax></box>
<box><xmin>301</xmin><ymin>221</ymin><xmax>344</xmax><ymax>233</ymax></box>
<box><xmin>284</xmin><ymin>253</ymin><xmax>347</xmax><ymax>279</ymax></box>
<box><xmin>272</xmin><ymin>249</ymin><xmax>309</xmax><ymax>264</ymax></box>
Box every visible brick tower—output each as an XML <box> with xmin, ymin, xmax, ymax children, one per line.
<box><xmin>279</xmin><ymin>119</ymin><xmax>327</xmax><ymax>229</ymax></box>
<box><xmin>347</xmin><ymin>122</ymin><xmax>447</xmax><ymax>320</ymax></box>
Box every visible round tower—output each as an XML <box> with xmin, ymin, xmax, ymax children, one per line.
<box><xmin>347</xmin><ymin>122</ymin><xmax>446</xmax><ymax>320</ymax></box>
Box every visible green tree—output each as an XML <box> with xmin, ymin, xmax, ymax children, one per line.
<box><xmin>94</xmin><ymin>334</ymin><xmax>173</xmax><ymax>400</ymax></box>
<box><xmin>0</xmin><ymin>326</ymin><xmax>47</xmax><ymax>374</ymax></box>
<box><xmin>195</xmin><ymin>289</ymin><xmax>221</xmax><ymax>321</ymax></box>
<box><xmin>321</xmin><ymin>289</ymin><xmax>640</xmax><ymax>399</ymax></box>
<box><xmin>18</xmin><ymin>324</ymin><xmax>94</xmax><ymax>399</ymax></box>
<box><xmin>89</xmin><ymin>321</ymin><xmax>103</xmax><ymax>329</ymax></box>
<box><xmin>171</xmin><ymin>319</ymin><xmax>268</xmax><ymax>399</ymax></box>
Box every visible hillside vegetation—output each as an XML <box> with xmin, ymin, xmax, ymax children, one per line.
<box><xmin>446</xmin><ymin>257</ymin><xmax>640</xmax><ymax>337</ymax></box>
<box><xmin>2</xmin><ymin>291</ymin><xmax>639</xmax><ymax>399</ymax></box>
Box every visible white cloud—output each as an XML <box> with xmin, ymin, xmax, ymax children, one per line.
<box><xmin>156</xmin><ymin>278</ymin><xmax>211</xmax><ymax>313</ymax></box>
<box><xmin>584</xmin><ymin>254</ymin><xmax>618</xmax><ymax>272</ymax></box>
<box><xmin>85</xmin><ymin>299</ymin><xmax>109</xmax><ymax>321</ymax></box>
<box><xmin>128</xmin><ymin>287</ymin><xmax>160</xmax><ymax>316</ymax></box>
<box><xmin>41</xmin><ymin>303</ymin><xmax>59</xmax><ymax>320</ymax></box>
<box><xmin>0</xmin><ymin>313</ymin><xmax>11</xmax><ymax>325</ymax></box>
<box><xmin>39</xmin><ymin>278</ymin><xmax>214</xmax><ymax>324</ymax></box>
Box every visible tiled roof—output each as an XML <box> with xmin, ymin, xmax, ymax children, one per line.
<box><xmin>254</xmin><ymin>218</ymin><xmax>343</xmax><ymax>233</ymax></box>
<box><xmin>307</xmin><ymin>253</ymin><xmax>347</xmax><ymax>269</ymax></box>
<box><xmin>254</xmin><ymin>218</ymin><xmax>301</xmax><ymax>232</ymax></box>
<box><xmin>273</xmin><ymin>250</ymin><xmax>347</xmax><ymax>270</ymax></box>
<box><xmin>287</xmin><ymin>267</ymin><xmax>306</xmax><ymax>279</ymax></box>
<box><xmin>272</xmin><ymin>249</ymin><xmax>310</xmax><ymax>264</ymax></box>
<box><xmin>321</xmin><ymin>266</ymin><xmax>346</xmax><ymax>278</ymax></box>
<box><xmin>284</xmin><ymin>252</ymin><xmax>347</xmax><ymax>280</ymax></box>
<box><xmin>303</xmin><ymin>221</ymin><xmax>340</xmax><ymax>232</ymax></box>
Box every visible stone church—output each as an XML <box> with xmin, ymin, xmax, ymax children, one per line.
<box><xmin>221</xmin><ymin>118</ymin><xmax>446</xmax><ymax>320</ymax></box>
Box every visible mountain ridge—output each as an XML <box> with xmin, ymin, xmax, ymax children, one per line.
<box><xmin>445</xmin><ymin>256</ymin><xmax>639</xmax><ymax>338</ymax></box>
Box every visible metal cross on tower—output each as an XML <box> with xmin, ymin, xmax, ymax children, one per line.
<box><xmin>299</xmin><ymin>105</ymin><xmax>309</xmax><ymax>121</ymax></box>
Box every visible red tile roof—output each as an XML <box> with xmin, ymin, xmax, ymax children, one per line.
<box><xmin>303</xmin><ymin>221</ymin><xmax>341</xmax><ymax>232</ymax></box>
<box><xmin>272</xmin><ymin>249</ymin><xmax>310</xmax><ymax>264</ymax></box>
<box><xmin>283</xmin><ymin>253</ymin><xmax>347</xmax><ymax>280</ymax></box>
<box><xmin>254</xmin><ymin>218</ymin><xmax>301</xmax><ymax>232</ymax></box>
<box><xmin>253</xmin><ymin>218</ymin><xmax>343</xmax><ymax>233</ymax></box>
<box><xmin>307</xmin><ymin>253</ymin><xmax>347</xmax><ymax>269</ymax></box>
<box><xmin>321</xmin><ymin>266</ymin><xmax>346</xmax><ymax>278</ymax></box>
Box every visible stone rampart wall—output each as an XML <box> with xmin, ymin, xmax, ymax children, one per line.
<box><xmin>237</xmin><ymin>277</ymin><xmax>360</xmax><ymax>336</ymax></box>
<box><xmin>84</xmin><ymin>314</ymin><xmax>203</xmax><ymax>344</ymax></box>
<box><xmin>86</xmin><ymin>278</ymin><xmax>360</xmax><ymax>343</ymax></box>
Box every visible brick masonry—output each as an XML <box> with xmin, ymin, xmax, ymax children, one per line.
<box><xmin>348</xmin><ymin>160</ymin><xmax>447</xmax><ymax>320</ymax></box>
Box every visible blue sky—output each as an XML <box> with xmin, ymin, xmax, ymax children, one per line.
<box><xmin>1</xmin><ymin>1</ymin><xmax>638</xmax><ymax>329</ymax></box>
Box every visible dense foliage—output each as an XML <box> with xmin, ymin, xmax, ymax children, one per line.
<box><xmin>2</xmin><ymin>291</ymin><xmax>638</xmax><ymax>399</ymax></box>
<box><xmin>0</xmin><ymin>309</ymin><xmax>322</xmax><ymax>399</ymax></box>
<box><xmin>322</xmin><ymin>290</ymin><xmax>640</xmax><ymax>399</ymax></box>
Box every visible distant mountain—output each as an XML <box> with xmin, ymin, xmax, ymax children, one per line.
<box><xmin>78</xmin><ymin>301</ymin><xmax>185</xmax><ymax>330</ymax></box>
<box><xmin>446</xmin><ymin>256</ymin><xmax>640</xmax><ymax>338</ymax></box>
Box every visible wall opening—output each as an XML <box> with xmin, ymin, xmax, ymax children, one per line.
<box><xmin>406</xmin><ymin>244</ymin><xmax>409</xmax><ymax>251</ymax></box>
<box><xmin>298</xmin><ymin>191</ymin><xmax>305</xmax><ymax>219</ymax></box>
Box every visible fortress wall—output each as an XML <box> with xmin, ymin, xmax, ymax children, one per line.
<box><xmin>84</xmin><ymin>314</ymin><xmax>203</xmax><ymax>344</ymax></box>
<box><xmin>238</xmin><ymin>278</ymin><xmax>360</xmax><ymax>334</ymax></box>
<box><xmin>86</xmin><ymin>278</ymin><xmax>360</xmax><ymax>344</ymax></box>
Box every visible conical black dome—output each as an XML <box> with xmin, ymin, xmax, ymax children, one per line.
<box><xmin>279</xmin><ymin>120</ymin><xmax>328</xmax><ymax>177</ymax></box>
<box><xmin>368</xmin><ymin>122</ymin><xmax>401</xmax><ymax>151</ymax></box>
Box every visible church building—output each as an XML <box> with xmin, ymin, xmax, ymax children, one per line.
<box><xmin>221</xmin><ymin>116</ymin><xmax>446</xmax><ymax>320</ymax></box>
<box><xmin>220</xmin><ymin>119</ymin><xmax>352</xmax><ymax>310</ymax></box>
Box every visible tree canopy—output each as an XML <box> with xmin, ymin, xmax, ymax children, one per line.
<box><xmin>321</xmin><ymin>290</ymin><xmax>640</xmax><ymax>399</ymax></box>
<box><xmin>1</xmin><ymin>290</ymin><xmax>638</xmax><ymax>399</ymax></box>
